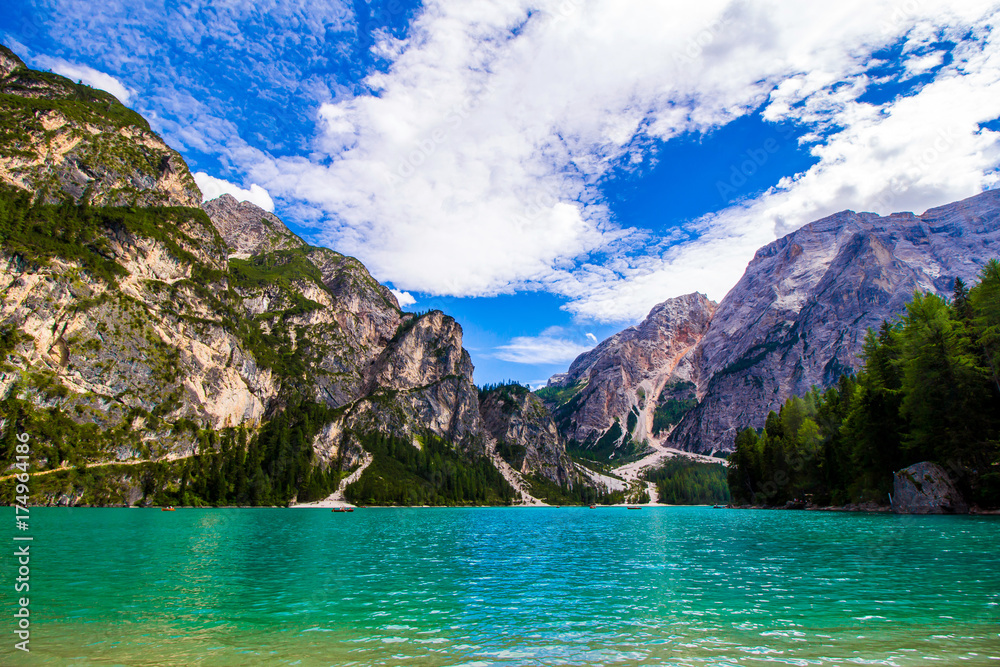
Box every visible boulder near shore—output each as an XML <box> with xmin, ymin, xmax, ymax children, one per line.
<box><xmin>893</xmin><ymin>462</ymin><xmax>968</xmax><ymax>514</ymax></box>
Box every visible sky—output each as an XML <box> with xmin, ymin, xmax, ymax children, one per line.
<box><xmin>3</xmin><ymin>0</ymin><xmax>1000</xmax><ymax>386</ymax></box>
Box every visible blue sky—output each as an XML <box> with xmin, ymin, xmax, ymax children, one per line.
<box><xmin>3</xmin><ymin>1</ymin><xmax>1000</xmax><ymax>387</ymax></box>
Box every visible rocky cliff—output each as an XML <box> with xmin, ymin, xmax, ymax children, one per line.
<box><xmin>0</xmin><ymin>44</ymin><xmax>200</xmax><ymax>208</ymax></box>
<box><xmin>540</xmin><ymin>293</ymin><xmax>716</xmax><ymax>457</ymax></box>
<box><xmin>547</xmin><ymin>190</ymin><xmax>1000</xmax><ymax>456</ymax></box>
<box><xmin>480</xmin><ymin>384</ymin><xmax>575</xmax><ymax>487</ymax></box>
<box><xmin>670</xmin><ymin>191</ymin><xmax>1000</xmax><ymax>453</ymax></box>
<box><xmin>0</xmin><ymin>45</ymin><xmax>572</xmax><ymax>505</ymax></box>
<box><xmin>202</xmin><ymin>194</ymin><xmax>305</xmax><ymax>257</ymax></box>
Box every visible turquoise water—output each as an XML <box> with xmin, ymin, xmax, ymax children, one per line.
<box><xmin>2</xmin><ymin>507</ymin><xmax>999</xmax><ymax>666</ymax></box>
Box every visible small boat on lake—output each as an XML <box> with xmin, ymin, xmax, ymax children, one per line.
<box><xmin>627</xmin><ymin>506</ymin><xmax>642</xmax><ymax>510</ymax></box>
<box><xmin>589</xmin><ymin>505</ymin><xmax>596</xmax><ymax>509</ymax></box>
<box><xmin>161</xmin><ymin>507</ymin><xmax>175</xmax><ymax>512</ymax></box>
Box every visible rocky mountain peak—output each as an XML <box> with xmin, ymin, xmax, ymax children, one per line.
<box><xmin>669</xmin><ymin>189</ymin><xmax>1000</xmax><ymax>453</ymax></box>
<box><xmin>0</xmin><ymin>43</ymin><xmax>200</xmax><ymax>208</ymax></box>
<box><xmin>542</xmin><ymin>292</ymin><xmax>716</xmax><ymax>452</ymax></box>
<box><xmin>202</xmin><ymin>195</ymin><xmax>304</xmax><ymax>257</ymax></box>
<box><xmin>0</xmin><ymin>44</ymin><xmax>25</xmax><ymax>78</ymax></box>
<box><xmin>542</xmin><ymin>190</ymin><xmax>1000</xmax><ymax>457</ymax></box>
<box><xmin>371</xmin><ymin>310</ymin><xmax>473</xmax><ymax>392</ymax></box>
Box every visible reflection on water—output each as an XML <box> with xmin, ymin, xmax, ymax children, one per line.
<box><xmin>2</xmin><ymin>507</ymin><xmax>999</xmax><ymax>665</ymax></box>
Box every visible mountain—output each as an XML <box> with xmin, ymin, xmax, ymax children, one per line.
<box><xmin>672</xmin><ymin>192</ymin><xmax>1000</xmax><ymax>453</ymax></box>
<box><xmin>479</xmin><ymin>383</ymin><xmax>575</xmax><ymax>488</ymax></box>
<box><xmin>539</xmin><ymin>293</ymin><xmax>715</xmax><ymax>459</ymax></box>
<box><xmin>547</xmin><ymin>191</ymin><xmax>1000</xmax><ymax>456</ymax></box>
<box><xmin>0</xmin><ymin>45</ymin><xmax>573</xmax><ymax>506</ymax></box>
<box><xmin>0</xmin><ymin>45</ymin><xmax>200</xmax><ymax>208</ymax></box>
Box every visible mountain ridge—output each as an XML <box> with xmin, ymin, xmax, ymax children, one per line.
<box><xmin>547</xmin><ymin>190</ymin><xmax>1000</xmax><ymax>456</ymax></box>
<box><xmin>0</xmin><ymin>44</ymin><xmax>577</xmax><ymax>506</ymax></box>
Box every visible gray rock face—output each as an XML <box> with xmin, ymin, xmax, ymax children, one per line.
<box><xmin>202</xmin><ymin>195</ymin><xmax>304</xmax><ymax>257</ymax></box>
<box><xmin>546</xmin><ymin>191</ymin><xmax>1000</xmax><ymax>455</ymax></box>
<box><xmin>480</xmin><ymin>388</ymin><xmax>575</xmax><ymax>486</ymax></box>
<box><xmin>1</xmin><ymin>210</ymin><xmax>270</xmax><ymax>459</ymax></box>
<box><xmin>346</xmin><ymin>310</ymin><xmax>489</xmax><ymax>454</ymax></box>
<box><xmin>670</xmin><ymin>190</ymin><xmax>1000</xmax><ymax>453</ymax></box>
<box><xmin>893</xmin><ymin>461</ymin><xmax>968</xmax><ymax>514</ymax></box>
<box><xmin>543</xmin><ymin>293</ymin><xmax>716</xmax><ymax>450</ymax></box>
<box><xmin>0</xmin><ymin>46</ymin><xmax>580</xmax><ymax>495</ymax></box>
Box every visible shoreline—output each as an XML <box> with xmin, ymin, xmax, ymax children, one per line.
<box><xmin>6</xmin><ymin>502</ymin><xmax>717</xmax><ymax>510</ymax></box>
<box><xmin>727</xmin><ymin>503</ymin><xmax>1000</xmax><ymax>515</ymax></box>
<box><xmin>9</xmin><ymin>500</ymin><xmax>999</xmax><ymax>513</ymax></box>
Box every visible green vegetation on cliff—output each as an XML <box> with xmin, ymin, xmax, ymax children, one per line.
<box><xmin>651</xmin><ymin>381</ymin><xmax>698</xmax><ymax>435</ymax></box>
<box><xmin>477</xmin><ymin>381</ymin><xmax>531</xmax><ymax>409</ymax></box>
<box><xmin>0</xmin><ymin>396</ymin><xmax>343</xmax><ymax>507</ymax></box>
<box><xmin>727</xmin><ymin>261</ymin><xmax>1000</xmax><ymax>508</ymax></box>
<box><xmin>535</xmin><ymin>380</ymin><xmax>586</xmax><ymax>408</ymax></box>
<box><xmin>0</xmin><ymin>44</ymin><xmax>200</xmax><ymax>206</ymax></box>
<box><xmin>0</xmin><ymin>184</ymin><xmax>224</xmax><ymax>279</ymax></box>
<box><xmin>0</xmin><ymin>46</ymin><xmax>149</xmax><ymax>134</ymax></box>
<box><xmin>567</xmin><ymin>419</ymin><xmax>650</xmax><ymax>465</ymax></box>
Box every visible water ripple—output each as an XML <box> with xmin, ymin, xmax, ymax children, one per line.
<box><xmin>2</xmin><ymin>507</ymin><xmax>999</xmax><ymax>665</ymax></box>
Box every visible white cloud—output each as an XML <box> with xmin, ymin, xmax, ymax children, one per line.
<box><xmin>33</xmin><ymin>55</ymin><xmax>134</xmax><ymax>104</ymax></box>
<box><xmin>240</xmin><ymin>0</ymin><xmax>1000</xmax><ymax>323</ymax></box>
<box><xmin>193</xmin><ymin>172</ymin><xmax>275</xmax><ymax>212</ymax></box>
<box><xmin>29</xmin><ymin>0</ymin><xmax>1000</xmax><ymax>325</ymax></box>
<box><xmin>390</xmin><ymin>289</ymin><xmax>416</xmax><ymax>308</ymax></box>
<box><xmin>585</xmin><ymin>333</ymin><xmax>598</xmax><ymax>344</ymax></box>
<box><xmin>494</xmin><ymin>334</ymin><xmax>595</xmax><ymax>365</ymax></box>
<box><xmin>556</xmin><ymin>14</ymin><xmax>1000</xmax><ymax>321</ymax></box>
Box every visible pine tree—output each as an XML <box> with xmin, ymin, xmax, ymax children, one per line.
<box><xmin>971</xmin><ymin>259</ymin><xmax>1000</xmax><ymax>393</ymax></box>
<box><xmin>953</xmin><ymin>277</ymin><xmax>972</xmax><ymax>321</ymax></box>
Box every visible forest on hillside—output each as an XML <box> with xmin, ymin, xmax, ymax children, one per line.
<box><xmin>727</xmin><ymin>260</ymin><xmax>1000</xmax><ymax>508</ymax></box>
<box><xmin>644</xmin><ymin>458</ymin><xmax>730</xmax><ymax>505</ymax></box>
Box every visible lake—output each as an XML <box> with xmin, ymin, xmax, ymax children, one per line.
<box><xmin>2</xmin><ymin>506</ymin><xmax>999</xmax><ymax>665</ymax></box>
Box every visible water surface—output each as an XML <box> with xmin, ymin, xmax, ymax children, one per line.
<box><xmin>2</xmin><ymin>507</ymin><xmax>999</xmax><ymax>665</ymax></box>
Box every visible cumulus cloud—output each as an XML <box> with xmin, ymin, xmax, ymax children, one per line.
<box><xmin>494</xmin><ymin>334</ymin><xmax>595</xmax><ymax>365</ymax></box>
<box><xmin>554</xmin><ymin>14</ymin><xmax>1000</xmax><ymax>321</ymax></box>
<box><xmin>193</xmin><ymin>172</ymin><xmax>275</xmax><ymax>212</ymax></box>
<box><xmin>244</xmin><ymin>0</ymin><xmax>1000</xmax><ymax>322</ymax></box>
<box><xmin>33</xmin><ymin>55</ymin><xmax>134</xmax><ymax>104</ymax></box>
<box><xmin>23</xmin><ymin>0</ymin><xmax>1000</xmax><ymax>325</ymax></box>
<box><xmin>390</xmin><ymin>289</ymin><xmax>416</xmax><ymax>308</ymax></box>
